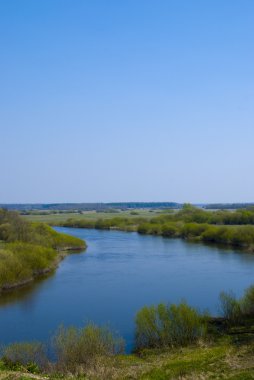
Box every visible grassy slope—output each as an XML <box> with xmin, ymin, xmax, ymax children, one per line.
<box><xmin>1</xmin><ymin>341</ymin><xmax>254</xmax><ymax>379</ymax></box>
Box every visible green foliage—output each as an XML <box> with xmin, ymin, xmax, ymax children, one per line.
<box><xmin>135</xmin><ymin>302</ymin><xmax>207</xmax><ymax>351</ymax></box>
<box><xmin>29</xmin><ymin>222</ymin><xmax>85</xmax><ymax>250</ymax></box>
<box><xmin>202</xmin><ymin>225</ymin><xmax>254</xmax><ymax>247</ymax></box>
<box><xmin>219</xmin><ymin>285</ymin><xmax>254</xmax><ymax>323</ymax></box>
<box><xmin>175</xmin><ymin>205</ymin><xmax>254</xmax><ymax>225</ymax></box>
<box><xmin>130</xmin><ymin>211</ymin><xmax>139</xmax><ymax>215</ymax></box>
<box><xmin>60</xmin><ymin>208</ymin><xmax>254</xmax><ymax>252</ymax></box>
<box><xmin>219</xmin><ymin>291</ymin><xmax>242</xmax><ymax>324</ymax></box>
<box><xmin>62</xmin><ymin>218</ymin><xmax>96</xmax><ymax>229</ymax></box>
<box><xmin>0</xmin><ymin>243</ymin><xmax>56</xmax><ymax>288</ymax></box>
<box><xmin>0</xmin><ymin>209</ymin><xmax>86</xmax><ymax>291</ymax></box>
<box><xmin>53</xmin><ymin>323</ymin><xmax>125</xmax><ymax>372</ymax></box>
<box><xmin>1</xmin><ymin>342</ymin><xmax>47</xmax><ymax>371</ymax></box>
<box><xmin>241</xmin><ymin>285</ymin><xmax>254</xmax><ymax>316</ymax></box>
<box><xmin>161</xmin><ymin>223</ymin><xmax>179</xmax><ymax>237</ymax></box>
<box><xmin>181</xmin><ymin>223</ymin><xmax>208</xmax><ymax>239</ymax></box>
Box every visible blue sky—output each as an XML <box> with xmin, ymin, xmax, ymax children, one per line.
<box><xmin>0</xmin><ymin>0</ymin><xmax>253</xmax><ymax>203</ymax></box>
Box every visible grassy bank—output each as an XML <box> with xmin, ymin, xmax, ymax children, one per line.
<box><xmin>0</xmin><ymin>209</ymin><xmax>86</xmax><ymax>292</ymax></box>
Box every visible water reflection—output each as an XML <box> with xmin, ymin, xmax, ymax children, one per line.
<box><xmin>0</xmin><ymin>272</ymin><xmax>55</xmax><ymax>307</ymax></box>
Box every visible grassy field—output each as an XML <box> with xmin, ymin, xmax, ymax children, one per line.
<box><xmin>22</xmin><ymin>209</ymin><xmax>165</xmax><ymax>223</ymax></box>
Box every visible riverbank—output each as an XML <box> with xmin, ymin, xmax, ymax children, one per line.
<box><xmin>55</xmin><ymin>217</ymin><xmax>254</xmax><ymax>254</ymax></box>
<box><xmin>21</xmin><ymin>205</ymin><xmax>254</xmax><ymax>253</ymax></box>
<box><xmin>1</xmin><ymin>250</ymin><xmax>67</xmax><ymax>293</ymax></box>
<box><xmin>0</xmin><ymin>209</ymin><xmax>86</xmax><ymax>293</ymax></box>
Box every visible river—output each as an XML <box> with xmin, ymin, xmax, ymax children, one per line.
<box><xmin>0</xmin><ymin>227</ymin><xmax>254</xmax><ymax>351</ymax></box>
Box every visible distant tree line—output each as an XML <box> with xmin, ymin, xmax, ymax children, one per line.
<box><xmin>0</xmin><ymin>202</ymin><xmax>182</xmax><ymax>212</ymax></box>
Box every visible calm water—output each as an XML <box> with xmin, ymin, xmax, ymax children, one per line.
<box><xmin>1</xmin><ymin>227</ymin><xmax>254</xmax><ymax>351</ymax></box>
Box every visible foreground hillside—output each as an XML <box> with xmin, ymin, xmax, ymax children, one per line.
<box><xmin>0</xmin><ymin>209</ymin><xmax>86</xmax><ymax>292</ymax></box>
<box><xmin>1</xmin><ymin>339</ymin><xmax>254</xmax><ymax>379</ymax></box>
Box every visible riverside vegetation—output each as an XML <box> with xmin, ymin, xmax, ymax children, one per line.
<box><xmin>0</xmin><ymin>209</ymin><xmax>86</xmax><ymax>291</ymax></box>
<box><xmin>2</xmin><ymin>286</ymin><xmax>254</xmax><ymax>379</ymax></box>
<box><xmin>53</xmin><ymin>204</ymin><xmax>254</xmax><ymax>253</ymax></box>
<box><xmin>3</xmin><ymin>206</ymin><xmax>254</xmax><ymax>378</ymax></box>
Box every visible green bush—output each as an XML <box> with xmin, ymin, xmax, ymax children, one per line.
<box><xmin>219</xmin><ymin>291</ymin><xmax>242</xmax><ymax>324</ymax></box>
<box><xmin>2</xmin><ymin>342</ymin><xmax>48</xmax><ymax>371</ymax></box>
<box><xmin>30</xmin><ymin>222</ymin><xmax>85</xmax><ymax>250</ymax></box>
<box><xmin>161</xmin><ymin>223</ymin><xmax>179</xmax><ymax>237</ymax></box>
<box><xmin>53</xmin><ymin>323</ymin><xmax>125</xmax><ymax>372</ymax></box>
<box><xmin>135</xmin><ymin>302</ymin><xmax>207</xmax><ymax>351</ymax></box>
<box><xmin>138</xmin><ymin>223</ymin><xmax>162</xmax><ymax>235</ymax></box>
<box><xmin>241</xmin><ymin>285</ymin><xmax>254</xmax><ymax>316</ymax></box>
<box><xmin>181</xmin><ymin>223</ymin><xmax>209</xmax><ymax>239</ymax></box>
<box><xmin>62</xmin><ymin>218</ymin><xmax>96</xmax><ymax>229</ymax></box>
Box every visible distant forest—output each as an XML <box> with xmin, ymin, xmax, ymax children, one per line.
<box><xmin>0</xmin><ymin>202</ymin><xmax>181</xmax><ymax>211</ymax></box>
<box><xmin>1</xmin><ymin>202</ymin><xmax>254</xmax><ymax>212</ymax></box>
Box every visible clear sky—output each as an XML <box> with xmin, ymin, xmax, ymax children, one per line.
<box><xmin>1</xmin><ymin>0</ymin><xmax>253</xmax><ymax>204</ymax></box>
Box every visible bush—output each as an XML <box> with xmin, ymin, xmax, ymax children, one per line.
<box><xmin>241</xmin><ymin>285</ymin><xmax>254</xmax><ymax>316</ymax></box>
<box><xmin>53</xmin><ymin>323</ymin><xmax>125</xmax><ymax>372</ymax></box>
<box><xmin>137</xmin><ymin>223</ymin><xmax>162</xmax><ymax>235</ymax></box>
<box><xmin>135</xmin><ymin>302</ymin><xmax>207</xmax><ymax>351</ymax></box>
<box><xmin>161</xmin><ymin>223</ymin><xmax>179</xmax><ymax>237</ymax></box>
<box><xmin>181</xmin><ymin>223</ymin><xmax>208</xmax><ymax>239</ymax></box>
<box><xmin>2</xmin><ymin>342</ymin><xmax>48</xmax><ymax>371</ymax></box>
<box><xmin>219</xmin><ymin>291</ymin><xmax>242</xmax><ymax>324</ymax></box>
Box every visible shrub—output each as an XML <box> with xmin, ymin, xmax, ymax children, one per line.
<box><xmin>137</xmin><ymin>223</ymin><xmax>161</xmax><ymax>235</ymax></box>
<box><xmin>219</xmin><ymin>291</ymin><xmax>242</xmax><ymax>324</ymax></box>
<box><xmin>161</xmin><ymin>223</ymin><xmax>179</xmax><ymax>237</ymax></box>
<box><xmin>135</xmin><ymin>302</ymin><xmax>207</xmax><ymax>351</ymax></box>
<box><xmin>2</xmin><ymin>342</ymin><xmax>48</xmax><ymax>371</ymax></box>
<box><xmin>241</xmin><ymin>285</ymin><xmax>254</xmax><ymax>316</ymax></box>
<box><xmin>137</xmin><ymin>223</ymin><xmax>152</xmax><ymax>234</ymax></box>
<box><xmin>53</xmin><ymin>323</ymin><xmax>125</xmax><ymax>372</ymax></box>
<box><xmin>181</xmin><ymin>223</ymin><xmax>208</xmax><ymax>239</ymax></box>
